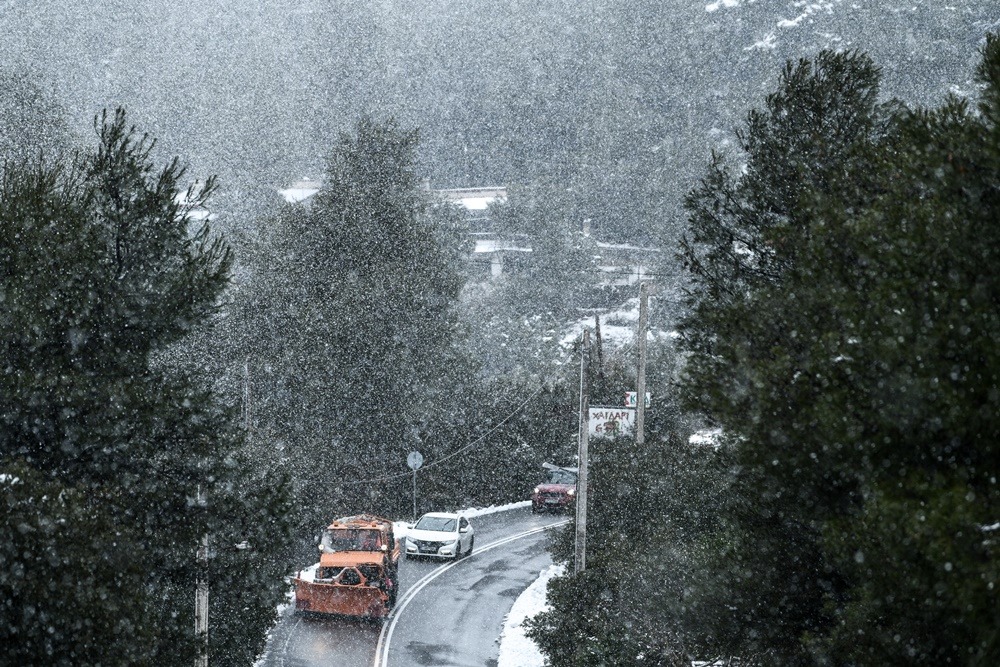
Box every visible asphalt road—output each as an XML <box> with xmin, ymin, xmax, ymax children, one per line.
<box><xmin>257</xmin><ymin>507</ymin><xmax>568</xmax><ymax>667</ymax></box>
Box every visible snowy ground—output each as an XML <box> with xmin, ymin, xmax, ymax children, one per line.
<box><xmin>560</xmin><ymin>296</ymin><xmax>679</xmax><ymax>355</ymax></box>
<box><xmin>496</xmin><ymin>563</ymin><xmax>564</xmax><ymax>667</ymax></box>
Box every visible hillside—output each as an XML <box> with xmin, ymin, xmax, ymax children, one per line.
<box><xmin>1</xmin><ymin>1</ymin><xmax>995</xmax><ymax>241</ymax></box>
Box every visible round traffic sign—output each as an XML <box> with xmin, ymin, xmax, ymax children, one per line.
<box><xmin>407</xmin><ymin>450</ymin><xmax>424</xmax><ymax>471</ymax></box>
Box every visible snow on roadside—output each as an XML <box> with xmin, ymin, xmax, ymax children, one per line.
<box><xmin>393</xmin><ymin>500</ymin><xmax>532</xmax><ymax>539</ymax></box>
<box><xmin>497</xmin><ymin>563</ymin><xmax>564</xmax><ymax>667</ymax></box>
<box><xmin>465</xmin><ymin>499</ymin><xmax>532</xmax><ymax>517</ymax></box>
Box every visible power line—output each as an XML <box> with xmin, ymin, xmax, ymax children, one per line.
<box><xmin>419</xmin><ymin>389</ymin><xmax>540</xmax><ymax>471</ymax></box>
<box><xmin>335</xmin><ymin>386</ymin><xmax>545</xmax><ymax>487</ymax></box>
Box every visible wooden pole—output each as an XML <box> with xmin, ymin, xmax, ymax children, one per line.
<box><xmin>575</xmin><ymin>329</ymin><xmax>590</xmax><ymax>574</ymax></box>
<box><xmin>636</xmin><ymin>282</ymin><xmax>649</xmax><ymax>446</ymax></box>
<box><xmin>195</xmin><ymin>487</ymin><xmax>208</xmax><ymax>667</ymax></box>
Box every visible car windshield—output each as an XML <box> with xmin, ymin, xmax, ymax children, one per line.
<box><xmin>414</xmin><ymin>516</ymin><xmax>457</xmax><ymax>532</ymax></box>
<box><xmin>548</xmin><ymin>470</ymin><xmax>577</xmax><ymax>485</ymax></box>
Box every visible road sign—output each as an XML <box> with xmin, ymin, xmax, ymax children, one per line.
<box><xmin>624</xmin><ymin>392</ymin><xmax>651</xmax><ymax>408</ymax></box>
<box><xmin>589</xmin><ymin>407</ymin><xmax>636</xmax><ymax>439</ymax></box>
<box><xmin>407</xmin><ymin>451</ymin><xmax>424</xmax><ymax>471</ymax></box>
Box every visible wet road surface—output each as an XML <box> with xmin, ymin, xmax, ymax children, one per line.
<box><xmin>257</xmin><ymin>507</ymin><xmax>568</xmax><ymax>667</ymax></box>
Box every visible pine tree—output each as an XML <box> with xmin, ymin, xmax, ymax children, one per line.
<box><xmin>670</xmin><ymin>51</ymin><xmax>897</xmax><ymax>663</ymax></box>
<box><xmin>224</xmin><ymin>116</ymin><xmax>469</xmax><ymax>529</ymax></box>
<box><xmin>796</xmin><ymin>34</ymin><xmax>1000</xmax><ymax>663</ymax></box>
<box><xmin>0</xmin><ymin>108</ymin><xmax>291</xmax><ymax>666</ymax></box>
<box><xmin>680</xmin><ymin>50</ymin><xmax>889</xmax><ymax>303</ymax></box>
<box><xmin>674</xmin><ymin>35</ymin><xmax>1000</xmax><ymax>663</ymax></box>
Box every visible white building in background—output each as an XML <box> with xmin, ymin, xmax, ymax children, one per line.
<box><xmin>593</xmin><ymin>241</ymin><xmax>661</xmax><ymax>287</ymax></box>
<box><xmin>278</xmin><ymin>177</ymin><xmax>322</xmax><ymax>205</ymax></box>
<box><xmin>277</xmin><ymin>180</ymin><xmax>507</xmax><ymax>211</ymax></box>
<box><xmin>427</xmin><ymin>186</ymin><xmax>529</xmax><ymax>278</ymax></box>
<box><xmin>278</xmin><ymin>178</ymin><xmax>522</xmax><ymax>277</ymax></box>
<box><xmin>275</xmin><ymin>178</ymin><xmax>659</xmax><ymax>282</ymax></box>
<box><xmin>430</xmin><ymin>185</ymin><xmax>507</xmax><ymax>213</ymax></box>
<box><xmin>470</xmin><ymin>236</ymin><xmax>533</xmax><ymax>278</ymax></box>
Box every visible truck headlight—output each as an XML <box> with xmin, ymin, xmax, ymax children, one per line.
<box><xmin>567</xmin><ymin>488</ymin><xmax>576</xmax><ymax>496</ymax></box>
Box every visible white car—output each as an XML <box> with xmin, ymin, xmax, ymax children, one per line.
<box><xmin>404</xmin><ymin>512</ymin><xmax>475</xmax><ymax>560</ymax></box>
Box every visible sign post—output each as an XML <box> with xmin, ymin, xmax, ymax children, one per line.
<box><xmin>407</xmin><ymin>451</ymin><xmax>423</xmax><ymax>521</ymax></box>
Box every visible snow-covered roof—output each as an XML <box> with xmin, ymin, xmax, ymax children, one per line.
<box><xmin>433</xmin><ymin>186</ymin><xmax>507</xmax><ymax>211</ymax></box>
<box><xmin>277</xmin><ymin>181</ymin><xmax>506</xmax><ymax>209</ymax></box>
<box><xmin>174</xmin><ymin>182</ymin><xmax>217</xmax><ymax>223</ymax></box>
<box><xmin>473</xmin><ymin>238</ymin><xmax>532</xmax><ymax>254</ymax></box>
<box><xmin>186</xmin><ymin>207</ymin><xmax>215</xmax><ymax>223</ymax></box>
<box><xmin>594</xmin><ymin>241</ymin><xmax>661</xmax><ymax>253</ymax></box>
<box><xmin>279</xmin><ymin>178</ymin><xmax>322</xmax><ymax>204</ymax></box>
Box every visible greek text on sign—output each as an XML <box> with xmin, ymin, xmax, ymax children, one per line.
<box><xmin>588</xmin><ymin>408</ymin><xmax>636</xmax><ymax>439</ymax></box>
<box><xmin>624</xmin><ymin>392</ymin><xmax>651</xmax><ymax>408</ymax></box>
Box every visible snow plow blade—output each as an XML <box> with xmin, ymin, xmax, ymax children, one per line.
<box><xmin>293</xmin><ymin>578</ymin><xmax>390</xmax><ymax>618</ymax></box>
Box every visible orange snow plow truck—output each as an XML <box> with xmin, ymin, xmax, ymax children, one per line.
<box><xmin>293</xmin><ymin>515</ymin><xmax>400</xmax><ymax>619</ymax></box>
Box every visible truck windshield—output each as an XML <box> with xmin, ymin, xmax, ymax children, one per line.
<box><xmin>321</xmin><ymin>528</ymin><xmax>381</xmax><ymax>551</ymax></box>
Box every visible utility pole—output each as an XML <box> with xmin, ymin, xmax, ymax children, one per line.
<box><xmin>194</xmin><ymin>487</ymin><xmax>209</xmax><ymax>667</ymax></box>
<box><xmin>243</xmin><ymin>357</ymin><xmax>252</xmax><ymax>438</ymax></box>
<box><xmin>636</xmin><ymin>282</ymin><xmax>650</xmax><ymax>446</ymax></box>
<box><xmin>594</xmin><ymin>313</ymin><xmax>604</xmax><ymax>371</ymax></box>
<box><xmin>575</xmin><ymin>329</ymin><xmax>590</xmax><ymax>574</ymax></box>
